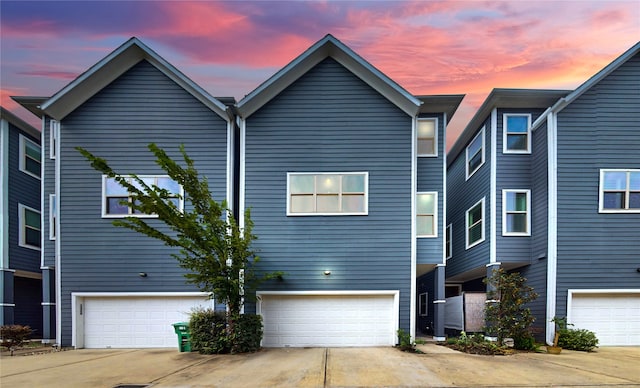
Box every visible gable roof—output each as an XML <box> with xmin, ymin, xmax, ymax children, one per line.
<box><xmin>236</xmin><ymin>34</ymin><xmax>422</xmax><ymax>119</ymax></box>
<box><xmin>40</xmin><ymin>37</ymin><xmax>229</xmax><ymax>122</ymax></box>
<box><xmin>0</xmin><ymin>106</ymin><xmax>40</xmax><ymax>140</ymax></box>
<box><xmin>532</xmin><ymin>41</ymin><xmax>640</xmax><ymax>130</ymax></box>
<box><xmin>447</xmin><ymin>88</ymin><xmax>570</xmax><ymax>167</ymax></box>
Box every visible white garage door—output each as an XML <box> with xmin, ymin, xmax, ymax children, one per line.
<box><xmin>83</xmin><ymin>295</ymin><xmax>212</xmax><ymax>348</ymax></box>
<box><xmin>259</xmin><ymin>293</ymin><xmax>397</xmax><ymax>347</ymax></box>
<box><xmin>569</xmin><ymin>292</ymin><xmax>640</xmax><ymax>346</ymax></box>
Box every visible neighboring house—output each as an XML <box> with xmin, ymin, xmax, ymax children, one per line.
<box><xmin>16</xmin><ymin>38</ymin><xmax>231</xmax><ymax>348</ymax></box>
<box><xmin>236</xmin><ymin>35</ymin><xmax>462</xmax><ymax>346</ymax></box>
<box><xmin>445</xmin><ymin>41</ymin><xmax>640</xmax><ymax>346</ymax></box>
<box><xmin>0</xmin><ymin>107</ymin><xmax>43</xmax><ymax>337</ymax></box>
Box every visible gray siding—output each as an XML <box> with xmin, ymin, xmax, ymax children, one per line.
<box><xmin>58</xmin><ymin>60</ymin><xmax>229</xmax><ymax>345</ymax></box>
<box><xmin>244</xmin><ymin>59</ymin><xmax>413</xmax><ymax>330</ymax></box>
<box><xmin>446</xmin><ymin>119</ymin><xmax>491</xmax><ymax>278</ymax></box>
<box><xmin>417</xmin><ymin>113</ymin><xmax>445</xmax><ymax>264</ymax></box>
<box><xmin>43</xmin><ymin>116</ymin><xmax>56</xmax><ymax>268</ymax></box>
<box><xmin>555</xmin><ymin>52</ymin><xmax>640</xmax><ymax>315</ymax></box>
<box><xmin>8</xmin><ymin>124</ymin><xmax>40</xmax><ymax>272</ymax></box>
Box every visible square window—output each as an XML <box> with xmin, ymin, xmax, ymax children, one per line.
<box><xmin>503</xmin><ymin>114</ymin><xmax>531</xmax><ymax>153</ymax></box>
<box><xmin>466</xmin><ymin>128</ymin><xmax>485</xmax><ymax>179</ymax></box>
<box><xmin>417</xmin><ymin>119</ymin><xmax>437</xmax><ymax>157</ymax></box>
<box><xmin>599</xmin><ymin>170</ymin><xmax>640</xmax><ymax>212</ymax></box>
<box><xmin>466</xmin><ymin>198</ymin><xmax>484</xmax><ymax>248</ymax></box>
<box><xmin>287</xmin><ymin>173</ymin><xmax>368</xmax><ymax>216</ymax></box>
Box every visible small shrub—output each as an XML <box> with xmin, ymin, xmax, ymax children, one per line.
<box><xmin>443</xmin><ymin>331</ymin><xmax>510</xmax><ymax>355</ymax></box>
<box><xmin>189</xmin><ymin>308</ymin><xmax>229</xmax><ymax>354</ymax></box>
<box><xmin>558</xmin><ymin>328</ymin><xmax>599</xmax><ymax>352</ymax></box>
<box><xmin>0</xmin><ymin>325</ymin><xmax>33</xmax><ymax>355</ymax></box>
<box><xmin>513</xmin><ymin>332</ymin><xmax>537</xmax><ymax>351</ymax></box>
<box><xmin>396</xmin><ymin>329</ymin><xmax>416</xmax><ymax>352</ymax></box>
<box><xmin>229</xmin><ymin>314</ymin><xmax>262</xmax><ymax>353</ymax></box>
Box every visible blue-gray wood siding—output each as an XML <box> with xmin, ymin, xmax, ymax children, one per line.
<box><xmin>417</xmin><ymin>113</ymin><xmax>444</xmax><ymax>264</ymax></box>
<box><xmin>416</xmin><ymin>270</ymin><xmax>436</xmax><ymax>334</ymax></box>
<box><xmin>13</xmin><ymin>276</ymin><xmax>43</xmax><ymax>337</ymax></box>
<box><xmin>57</xmin><ymin>60</ymin><xmax>229</xmax><ymax>345</ymax></box>
<box><xmin>445</xmin><ymin>119</ymin><xmax>491</xmax><ymax>278</ymax></box>
<box><xmin>495</xmin><ymin>108</ymin><xmax>547</xmax><ymax>264</ymax></box>
<box><xmin>8</xmin><ymin>124</ymin><xmax>40</xmax><ymax>272</ymax></box>
<box><xmin>555</xmin><ymin>52</ymin><xmax>640</xmax><ymax>316</ymax></box>
<box><xmin>243</xmin><ymin>58</ymin><xmax>413</xmax><ymax>331</ymax></box>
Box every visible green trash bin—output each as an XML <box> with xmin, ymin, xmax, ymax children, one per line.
<box><xmin>172</xmin><ymin>322</ymin><xmax>191</xmax><ymax>352</ymax></box>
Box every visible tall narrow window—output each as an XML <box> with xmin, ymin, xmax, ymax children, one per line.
<box><xmin>49</xmin><ymin>194</ymin><xmax>57</xmax><ymax>240</ymax></box>
<box><xmin>19</xmin><ymin>134</ymin><xmax>41</xmax><ymax>179</ymax></box>
<box><xmin>417</xmin><ymin>118</ymin><xmax>437</xmax><ymax>157</ymax></box>
<box><xmin>466</xmin><ymin>198</ymin><xmax>484</xmax><ymax>249</ymax></box>
<box><xmin>102</xmin><ymin>176</ymin><xmax>183</xmax><ymax>217</ymax></box>
<box><xmin>466</xmin><ymin>128</ymin><xmax>484</xmax><ymax>179</ymax></box>
<box><xmin>287</xmin><ymin>172</ymin><xmax>368</xmax><ymax>215</ymax></box>
<box><xmin>19</xmin><ymin>204</ymin><xmax>41</xmax><ymax>250</ymax></box>
<box><xmin>418</xmin><ymin>292</ymin><xmax>428</xmax><ymax>316</ymax></box>
<box><xmin>50</xmin><ymin>120</ymin><xmax>58</xmax><ymax>159</ymax></box>
<box><xmin>503</xmin><ymin>190</ymin><xmax>530</xmax><ymax>235</ymax></box>
<box><xmin>599</xmin><ymin>169</ymin><xmax>640</xmax><ymax>212</ymax></box>
<box><xmin>416</xmin><ymin>192</ymin><xmax>437</xmax><ymax>237</ymax></box>
<box><xmin>503</xmin><ymin>114</ymin><xmax>531</xmax><ymax>153</ymax></box>
<box><xmin>445</xmin><ymin>224</ymin><xmax>452</xmax><ymax>259</ymax></box>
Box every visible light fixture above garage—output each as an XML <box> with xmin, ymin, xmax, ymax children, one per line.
<box><xmin>323</xmin><ymin>270</ymin><xmax>331</xmax><ymax>276</ymax></box>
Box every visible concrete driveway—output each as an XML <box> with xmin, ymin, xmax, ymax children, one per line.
<box><xmin>1</xmin><ymin>344</ymin><xmax>639</xmax><ymax>387</ymax></box>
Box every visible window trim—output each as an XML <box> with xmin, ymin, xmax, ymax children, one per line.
<box><xmin>101</xmin><ymin>175</ymin><xmax>184</xmax><ymax>218</ymax></box>
<box><xmin>417</xmin><ymin>117</ymin><xmax>438</xmax><ymax>157</ymax></box>
<box><xmin>599</xmin><ymin>169</ymin><xmax>640</xmax><ymax>213</ymax></box>
<box><xmin>465</xmin><ymin>127</ymin><xmax>485</xmax><ymax>180</ymax></box>
<box><xmin>418</xmin><ymin>292</ymin><xmax>428</xmax><ymax>316</ymax></box>
<box><xmin>18</xmin><ymin>203</ymin><xmax>41</xmax><ymax>251</ymax></box>
<box><xmin>50</xmin><ymin>120</ymin><xmax>58</xmax><ymax>159</ymax></box>
<box><xmin>19</xmin><ymin>134</ymin><xmax>41</xmax><ymax>180</ymax></box>
<box><xmin>49</xmin><ymin>194</ymin><xmax>56</xmax><ymax>240</ymax></box>
<box><xmin>502</xmin><ymin>189</ymin><xmax>531</xmax><ymax>236</ymax></box>
<box><xmin>465</xmin><ymin>197</ymin><xmax>485</xmax><ymax>249</ymax></box>
<box><xmin>503</xmin><ymin>114</ymin><xmax>532</xmax><ymax>154</ymax></box>
<box><xmin>416</xmin><ymin>191</ymin><xmax>438</xmax><ymax>238</ymax></box>
<box><xmin>445</xmin><ymin>223</ymin><xmax>452</xmax><ymax>259</ymax></box>
<box><xmin>286</xmin><ymin>172</ymin><xmax>369</xmax><ymax>216</ymax></box>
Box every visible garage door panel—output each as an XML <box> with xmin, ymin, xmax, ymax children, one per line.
<box><xmin>261</xmin><ymin>294</ymin><xmax>396</xmax><ymax>347</ymax></box>
<box><xmin>570</xmin><ymin>293</ymin><xmax>640</xmax><ymax>346</ymax></box>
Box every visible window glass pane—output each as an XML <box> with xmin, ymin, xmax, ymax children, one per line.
<box><xmin>629</xmin><ymin>172</ymin><xmax>640</xmax><ymax>190</ymax></box>
<box><xmin>603</xmin><ymin>172</ymin><xmax>627</xmax><ymax>190</ymax></box>
<box><xmin>25</xmin><ymin>209</ymin><xmax>40</xmax><ymax>228</ymax></box>
<box><xmin>25</xmin><ymin>228</ymin><xmax>41</xmax><ymax>247</ymax></box>
<box><xmin>157</xmin><ymin>177</ymin><xmax>180</xmax><ymax>194</ymax></box>
<box><xmin>342</xmin><ymin>175</ymin><xmax>364</xmax><ymax>193</ymax></box>
<box><xmin>418</xmin><ymin>120</ymin><xmax>435</xmax><ymax>138</ymax></box>
<box><xmin>507</xmin><ymin>116</ymin><xmax>528</xmax><ymax>133</ymax></box>
<box><xmin>507</xmin><ymin>214</ymin><xmax>527</xmax><ymax>233</ymax></box>
<box><xmin>468</xmin><ymin>153</ymin><xmax>482</xmax><ymax>173</ymax></box>
<box><xmin>317</xmin><ymin>175</ymin><xmax>340</xmax><ymax>194</ymax></box>
<box><xmin>417</xmin><ymin>193</ymin><xmax>435</xmax><ymax>214</ymax></box>
<box><xmin>342</xmin><ymin>194</ymin><xmax>364</xmax><ymax>212</ymax></box>
<box><xmin>418</xmin><ymin>139</ymin><xmax>434</xmax><ymax>155</ymax></box>
<box><xmin>468</xmin><ymin>135</ymin><xmax>482</xmax><ymax>156</ymax></box>
<box><xmin>25</xmin><ymin>141</ymin><xmax>41</xmax><ymax>162</ymax></box>
<box><xmin>107</xmin><ymin>197</ymin><xmax>129</xmax><ymax>214</ymax></box>
<box><xmin>290</xmin><ymin>175</ymin><xmax>314</xmax><ymax>194</ymax></box>
<box><xmin>290</xmin><ymin>195</ymin><xmax>314</xmax><ymax>213</ymax></box>
<box><xmin>469</xmin><ymin>223</ymin><xmax>482</xmax><ymax>243</ymax></box>
<box><xmin>417</xmin><ymin>215</ymin><xmax>434</xmax><ymax>236</ymax></box>
<box><xmin>629</xmin><ymin>193</ymin><xmax>640</xmax><ymax>209</ymax></box>
<box><xmin>603</xmin><ymin>192</ymin><xmax>624</xmax><ymax>209</ymax></box>
<box><xmin>317</xmin><ymin>194</ymin><xmax>339</xmax><ymax>212</ymax></box>
<box><xmin>25</xmin><ymin>158</ymin><xmax>41</xmax><ymax>176</ymax></box>
<box><xmin>468</xmin><ymin>204</ymin><xmax>482</xmax><ymax>226</ymax></box>
<box><xmin>506</xmin><ymin>192</ymin><xmax>527</xmax><ymax>211</ymax></box>
<box><xmin>167</xmin><ymin>198</ymin><xmax>181</xmax><ymax>208</ymax></box>
<box><xmin>106</xmin><ymin>178</ymin><xmax>128</xmax><ymax>196</ymax></box>
<box><xmin>507</xmin><ymin>134</ymin><xmax>527</xmax><ymax>150</ymax></box>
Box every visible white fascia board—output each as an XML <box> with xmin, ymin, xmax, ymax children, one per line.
<box><xmin>42</xmin><ymin>38</ymin><xmax>228</xmax><ymax>121</ymax></box>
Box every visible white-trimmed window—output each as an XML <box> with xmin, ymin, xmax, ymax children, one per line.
<box><xmin>19</xmin><ymin>134</ymin><xmax>41</xmax><ymax>179</ymax></box>
<box><xmin>418</xmin><ymin>292</ymin><xmax>428</xmax><ymax>316</ymax></box>
<box><xmin>416</xmin><ymin>192</ymin><xmax>437</xmax><ymax>237</ymax></box>
<box><xmin>465</xmin><ymin>127</ymin><xmax>484</xmax><ymax>179</ymax></box>
<box><xmin>417</xmin><ymin>118</ymin><xmax>437</xmax><ymax>157</ymax></box>
<box><xmin>503</xmin><ymin>114</ymin><xmax>531</xmax><ymax>153</ymax></box>
<box><xmin>19</xmin><ymin>204</ymin><xmax>41</xmax><ymax>250</ymax></box>
<box><xmin>102</xmin><ymin>175</ymin><xmax>183</xmax><ymax>218</ymax></box>
<box><xmin>466</xmin><ymin>198</ymin><xmax>485</xmax><ymax>249</ymax></box>
<box><xmin>49</xmin><ymin>194</ymin><xmax>56</xmax><ymax>240</ymax></box>
<box><xmin>502</xmin><ymin>190</ymin><xmax>531</xmax><ymax>236</ymax></box>
<box><xmin>50</xmin><ymin>120</ymin><xmax>58</xmax><ymax>159</ymax></box>
<box><xmin>599</xmin><ymin>169</ymin><xmax>640</xmax><ymax>213</ymax></box>
<box><xmin>287</xmin><ymin>172</ymin><xmax>368</xmax><ymax>216</ymax></box>
<box><xmin>445</xmin><ymin>223</ymin><xmax>452</xmax><ymax>259</ymax></box>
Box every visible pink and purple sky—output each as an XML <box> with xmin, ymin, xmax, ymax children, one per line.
<box><xmin>1</xmin><ymin>1</ymin><xmax>638</xmax><ymax>148</ymax></box>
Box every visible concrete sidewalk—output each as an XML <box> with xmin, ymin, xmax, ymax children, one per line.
<box><xmin>1</xmin><ymin>344</ymin><xmax>639</xmax><ymax>387</ymax></box>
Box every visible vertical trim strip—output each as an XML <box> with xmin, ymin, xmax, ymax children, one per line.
<box><xmin>55</xmin><ymin>118</ymin><xmax>62</xmax><ymax>345</ymax></box>
<box><xmin>238</xmin><ymin>118</ymin><xmax>246</xmax><ymax>230</ymax></box>
<box><xmin>490</xmin><ymin>109</ymin><xmax>497</xmax><ymax>263</ymax></box>
<box><xmin>0</xmin><ymin>118</ymin><xmax>8</xmax><ymax>268</ymax></box>
<box><xmin>442</xmin><ymin>113</ymin><xmax>447</xmax><ymax>264</ymax></box>
<box><xmin>410</xmin><ymin>116</ymin><xmax>417</xmax><ymax>339</ymax></box>
<box><xmin>546</xmin><ymin>112</ymin><xmax>558</xmax><ymax>345</ymax></box>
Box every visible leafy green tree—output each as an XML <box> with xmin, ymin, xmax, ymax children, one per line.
<box><xmin>77</xmin><ymin>143</ymin><xmax>281</xmax><ymax>318</ymax></box>
<box><xmin>483</xmin><ymin>268</ymin><xmax>538</xmax><ymax>347</ymax></box>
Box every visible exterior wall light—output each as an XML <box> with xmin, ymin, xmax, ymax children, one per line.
<box><xmin>323</xmin><ymin>270</ymin><xmax>331</xmax><ymax>276</ymax></box>
<box><xmin>139</xmin><ymin>272</ymin><xmax>148</xmax><ymax>278</ymax></box>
